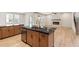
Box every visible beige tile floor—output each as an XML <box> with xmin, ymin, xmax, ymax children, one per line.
<box><xmin>73</xmin><ymin>35</ymin><xmax>79</xmax><ymax>47</ymax></box>
<box><xmin>54</xmin><ymin>26</ymin><xmax>79</xmax><ymax>47</ymax></box>
<box><xmin>0</xmin><ymin>35</ymin><xmax>30</xmax><ymax>47</ymax></box>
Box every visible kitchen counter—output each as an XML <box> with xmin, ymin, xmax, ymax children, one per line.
<box><xmin>21</xmin><ymin>26</ymin><xmax>56</xmax><ymax>47</ymax></box>
<box><xmin>22</xmin><ymin>26</ymin><xmax>56</xmax><ymax>34</ymax></box>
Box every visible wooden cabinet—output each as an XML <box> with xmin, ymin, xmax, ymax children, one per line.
<box><xmin>0</xmin><ymin>25</ymin><xmax>22</xmax><ymax>39</ymax></box>
<box><xmin>40</xmin><ymin>33</ymin><xmax>54</xmax><ymax>47</ymax></box>
<box><xmin>26</xmin><ymin>30</ymin><xmax>39</xmax><ymax>47</ymax></box>
<box><xmin>22</xmin><ymin>29</ymin><xmax>54</xmax><ymax>47</ymax></box>
<box><xmin>27</xmin><ymin>30</ymin><xmax>33</xmax><ymax>46</ymax></box>
<box><xmin>0</xmin><ymin>28</ymin><xmax>2</xmax><ymax>39</ymax></box>
<box><xmin>39</xmin><ymin>33</ymin><xmax>48</xmax><ymax>47</ymax></box>
<box><xmin>21</xmin><ymin>29</ymin><xmax>27</xmax><ymax>43</ymax></box>
<box><xmin>32</xmin><ymin>31</ymin><xmax>39</xmax><ymax>47</ymax></box>
<box><xmin>14</xmin><ymin>25</ymin><xmax>21</xmax><ymax>35</ymax></box>
<box><xmin>8</xmin><ymin>26</ymin><xmax>15</xmax><ymax>36</ymax></box>
<box><xmin>1</xmin><ymin>27</ymin><xmax>9</xmax><ymax>38</ymax></box>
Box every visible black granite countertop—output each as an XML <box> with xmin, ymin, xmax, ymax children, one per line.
<box><xmin>22</xmin><ymin>26</ymin><xmax>56</xmax><ymax>34</ymax></box>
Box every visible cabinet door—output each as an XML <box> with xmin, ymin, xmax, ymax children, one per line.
<box><xmin>21</xmin><ymin>29</ymin><xmax>27</xmax><ymax>43</ymax></box>
<box><xmin>21</xmin><ymin>33</ymin><xmax>27</xmax><ymax>43</ymax></box>
<box><xmin>14</xmin><ymin>25</ymin><xmax>21</xmax><ymax>35</ymax></box>
<box><xmin>0</xmin><ymin>29</ymin><xmax>2</xmax><ymax>39</ymax></box>
<box><xmin>8</xmin><ymin>26</ymin><xmax>15</xmax><ymax>36</ymax></box>
<box><xmin>32</xmin><ymin>31</ymin><xmax>39</xmax><ymax>47</ymax></box>
<box><xmin>1</xmin><ymin>27</ymin><xmax>9</xmax><ymax>38</ymax></box>
<box><xmin>27</xmin><ymin>30</ymin><xmax>33</xmax><ymax>46</ymax></box>
<box><xmin>40</xmin><ymin>33</ymin><xmax>48</xmax><ymax>47</ymax></box>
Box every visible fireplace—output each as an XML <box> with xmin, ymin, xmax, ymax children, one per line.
<box><xmin>53</xmin><ymin>22</ymin><xmax>60</xmax><ymax>25</ymax></box>
<box><xmin>52</xmin><ymin>19</ymin><xmax>61</xmax><ymax>28</ymax></box>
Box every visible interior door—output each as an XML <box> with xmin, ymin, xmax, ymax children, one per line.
<box><xmin>74</xmin><ymin>13</ymin><xmax>79</xmax><ymax>34</ymax></box>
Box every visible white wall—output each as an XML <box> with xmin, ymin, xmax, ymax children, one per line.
<box><xmin>60</xmin><ymin>13</ymin><xmax>76</xmax><ymax>32</ymax></box>
<box><xmin>61</xmin><ymin>13</ymin><xmax>72</xmax><ymax>27</ymax></box>
<box><xmin>0</xmin><ymin>13</ymin><xmax>6</xmax><ymax>26</ymax></box>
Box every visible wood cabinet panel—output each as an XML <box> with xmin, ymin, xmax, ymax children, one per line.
<box><xmin>39</xmin><ymin>33</ymin><xmax>48</xmax><ymax>47</ymax></box>
<box><xmin>8</xmin><ymin>26</ymin><xmax>15</xmax><ymax>36</ymax></box>
<box><xmin>27</xmin><ymin>30</ymin><xmax>33</xmax><ymax>46</ymax></box>
<box><xmin>1</xmin><ymin>27</ymin><xmax>9</xmax><ymax>38</ymax></box>
<box><xmin>0</xmin><ymin>29</ymin><xmax>2</xmax><ymax>39</ymax></box>
<box><xmin>26</xmin><ymin>30</ymin><xmax>39</xmax><ymax>47</ymax></box>
<box><xmin>14</xmin><ymin>25</ymin><xmax>21</xmax><ymax>35</ymax></box>
<box><xmin>21</xmin><ymin>27</ymin><xmax>54</xmax><ymax>47</ymax></box>
<box><xmin>0</xmin><ymin>25</ymin><xmax>22</xmax><ymax>39</ymax></box>
<box><xmin>32</xmin><ymin>31</ymin><xmax>39</xmax><ymax>47</ymax></box>
<box><xmin>21</xmin><ymin>29</ymin><xmax>27</xmax><ymax>43</ymax></box>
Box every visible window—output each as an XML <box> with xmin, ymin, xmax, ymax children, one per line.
<box><xmin>6</xmin><ymin>14</ymin><xmax>20</xmax><ymax>25</ymax></box>
<box><xmin>6</xmin><ymin>14</ymin><xmax>13</xmax><ymax>25</ymax></box>
<box><xmin>40</xmin><ymin>15</ymin><xmax>46</xmax><ymax>27</ymax></box>
<box><xmin>13</xmin><ymin>14</ymin><xmax>20</xmax><ymax>24</ymax></box>
<box><xmin>29</xmin><ymin>15</ymin><xmax>34</xmax><ymax>27</ymax></box>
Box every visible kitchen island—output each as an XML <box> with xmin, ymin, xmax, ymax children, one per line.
<box><xmin>21</xmin><ymin>26</ymin><xmax>56</xmax><ymax>47</ymax></box>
